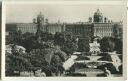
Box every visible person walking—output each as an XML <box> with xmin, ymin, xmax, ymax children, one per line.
<box><xmin>104</xmin><ymin>67</ymin><xmax>111</xmax><ymax>77</ymax></box>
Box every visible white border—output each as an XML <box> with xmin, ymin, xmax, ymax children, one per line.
<box><xmin>1</xmin><ymin>1</ymin><xmax>127</xmax><ymax>81</ymax></box>
<box><xmin>2</xmin><ymin>1</ymin><xmax>5</xmax><ymax>80</ymax></box>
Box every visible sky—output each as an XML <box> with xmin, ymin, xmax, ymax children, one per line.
<box><xmin>6</xmin><ymin>3</ymin><xmax>125</xmax><ymax>23</ymax></box>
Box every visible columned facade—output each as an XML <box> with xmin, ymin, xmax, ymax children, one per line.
<box><xmin>93</xmin><ymin>23</ymin><xmax>114</xmax><ymax>38</ymax></box>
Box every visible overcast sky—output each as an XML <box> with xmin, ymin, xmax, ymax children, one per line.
<box><xmin>6</xmin><ymin>4</ymin><xmax>125</xmax><ymax>23</ymax></box>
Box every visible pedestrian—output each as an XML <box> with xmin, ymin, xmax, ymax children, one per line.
<box><xmin>104</xmin><ymin>67</ymin><xmax>111</xmax><ymax>77</ymax></box>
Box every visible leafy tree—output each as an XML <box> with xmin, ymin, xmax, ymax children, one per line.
<box><xmin>29</xmin><ymin>49</ymin><xmax>52</xmax><ymax>76</ymax></box>
<box><xmin>54</xmin><ymin>32</ymin><xmax>65</xmax><ymax>46</ymax></box>
<box><xmin>29</xmin><ymin>47</ymin><xmax>68</xmax><ymax>76</ymax></box>
<box><xmin>118</xmin><ymin>65</ymin><xmax>122</xmax><ymax>74</ymax></box>
<box><xmin>22</xmin><ymin>32</ymin><xmax>37</xmax><ymax>52</ymax></box>
<box><xmin>6</xmin><ymin>49</ymin><xmax>32</xmax><ymax>76</ymax></box>
<box><xmin>114</xmin><ymin>38</ymin><xmax>122</xmax><ymax>54</ymax></box>
<box><xmin>100</xmin><ymin>37</ymin><xmax>115</xmax><ymax>52</ymax></box>
<box><xmin>62</xmin><ymin>42</ymin><xmax>78</xmax><ymax>55</ymax></box>
<box><xmin>36</xmin><ymin>32</ymin><xmax>54</xmax><ymax>42</ymax></box>
<box><xmin>50</xmin><ymin>49</ymin><xmax>68</xmax><ymax>76</ymax></box>
<box><xmin>78</xmin><ymin>38</ymin><xmax>90</xmax><ymax>52</ymax></box>
<box><xmin>100</xmin><ymin>37</ymin><xmax>123</xmax><ymax>54</ymax></box>
<box><xmin>54</xmin><ymin>32</ymin><xmax>79</xmax><ymax>55</ymax></box>
<box><xmin>6</xmin><ymin>30</ymin><xmax>23</xmax><ymax>45</ymax></box>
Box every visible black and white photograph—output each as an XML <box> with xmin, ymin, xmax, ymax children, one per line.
<box><xmin>0</xmin><ymin>2</ymin><xmax>2</xmax><ymax>79</ymax></box>
<box><xmin>4</xmin><ymin>2</ymin><xmax>126</xmax><ymax>78</ymax></box>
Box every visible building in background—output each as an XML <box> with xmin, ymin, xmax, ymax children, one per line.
<box><xmin>34</xmin><ymin>12</ymin><xmax>65</xmax><ymax>35</ymax></box>
<box><xmin>6</xmin><ymin>9</ymin><xmax>123</xmax><ymax>40</ymax></box>
<box><xmin>6</xmin><ymin>23</ymin><xmax>18</xmax><ymax>35</ymax></box>
<box><xmin>17</xmin><ymin>23</ymin><xmax>37</xmax><ymax>34</ymax></box>
<box><xmin>93</xmin><ymin>9</ymin><xmax>103</xmax><ymax>23</ymax></box>
<box><xmin>65</xmin><ymin>23</ymin><xmax>93</xmax><ymax>40</ymax></box>
<box><xmin>47</xmin><ymin>23</ymin><xmax>65</xmax><ymax>34</ymax></box>
<box><xmin>93</xmin><ymin>23</ymin><xmax>114</xmax><ymax>38</ymax></box>
<box><xmin>6</xmin><ymin>23</ymin><xmax>37</xmax><ymax>34</ymax></box>
<box><xmin>91</xmin><ymin>9</ymin><xmax>121</xmax><ymax>39</ymax></box>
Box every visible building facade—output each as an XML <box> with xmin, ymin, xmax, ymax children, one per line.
<box><xmin>17</xmin><ymin>23</ymin><xmax>37</xmax><ymax>34</ymax></box>
<box><xmin>93</xmin><ymin>23</ymin><xmax>115</xmax><ymax>38</ymax></box>
<box><xmin>93</xmin><ymin>9</ymin><xmax>103</xmax><ymax>23</ymax></box>
<box><xmin>65</xmin><ymin>23</ymin><xmax>93</xmax><ymax>39</ymax></box>
<box><xmin>35</xmin><ymin>12</ymin><xmax>65</xmax><ymax>35</ymax></box>
<box><xmin>6</xmin><ymin>23</ymin><xmax>37</xmax><ymax>34</ymax></box>
<box><xmin>47</xmin><ymin>23</ymin><xmax>65</xmax><ymax>34</ymax></box>
<box><xmin>6</xmin><ymin>23</ymin><xmax>18</xmax><ymax>34</ymax></box>
<box><xmin>91</xmin><ymin>9</ymin><xmax>121</xmax><ymax>38</ymax></box>
<box><xmin>6</xmin><ymin>10</ymin><xmax>123</xmax><ymax>40</ymax></box>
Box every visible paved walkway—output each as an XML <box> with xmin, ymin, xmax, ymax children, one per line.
<box><xmin>74</xmin><ymin>68</ymin><xmax>104</xmax><ymax>77</ymax></box>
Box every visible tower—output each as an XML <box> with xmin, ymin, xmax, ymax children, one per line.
<box><xmin>37</xmin><ymin>12</ymin><xmax>44</xmax><ymax>25</ymax></box>
<box><xmin>93</xmin><ymin>9</ymin><xmax>103</xmax><ymax>23</ymax></box>
<box><xmin>45</xmin><ymin>18</ymin><xmax>49</xmax><ymax>32</ymax></box>
<box><xmin>36</xmin><ymin>12</ymin><xmax>45</xmax><ymax>43</ymax></box>
<box><xmin>36</xmin><ymin>12</ymin><xmax>46</xmax><ymax>36</ymax></box>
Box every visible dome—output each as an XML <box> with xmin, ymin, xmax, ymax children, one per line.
<box><xmin>37</xmin><ymin>12</ymin><xmax>44</xmax><ymax>18</ymax></box>
<box><xmin>37</xmin><ymin>12</ymin><xmax>44</xmax><ymax>23</ymax></box>
<box><xmin>94</xmin><ymin>9</ymin><xmax>103</xmax><ymax>22</ymax></box>
<box><xmin>94</xmin><ymin>9</ymin><xmax>102</xmax><ymax>16</ymax></box>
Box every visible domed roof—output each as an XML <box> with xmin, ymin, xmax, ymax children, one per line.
<box><xmin>37</xmin><ymin>12</ymin><xmax>44</xmax><ymax>23</ymax></box>
<box><xmin>37</xmin><ymin>12</ymin><xmax>44</xmax><ymax>19</ymax></box>
<box><xmin>94</xmin><ymin>9</ymin><xmax>102</xmax><ymax>16</ymax></box>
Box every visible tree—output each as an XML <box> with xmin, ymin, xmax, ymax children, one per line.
<box><xmin>6</xmin><ymin>30</ymin><xmax>23</xmax><ymax>45</ymax></box>
<box><xmin>54</xmin><ymin>32</ymin><xmax>65</xmax><ymax>46</ymax></box>
<box><xmin>29</xmin><ymin>47</ymin><xmax>68</xmax><ymax>76</ymax></box>
<box><xmin>100</xmin><ymin>37</ymin><xmax>115</xmax><ymax>52</ymax></box>
<box><xmin>22</xmin><ymin>32</ymin><xmax>37</xmax><ymax>52</ymax></box>
<box><xmin>100</xmin><ymin>37</ymin><xmax>123</xmax><ymax>54</ymax></box>
<box><xmin>6</xmin><ymin>49</ymin><xmax>32</xmax><ymax>76</ymax></box>
<box><xmin>56</xmin><ymin>32</ymin><xmax>78</xmax><ymax>55</ymax></box>
<box><xmin>29</xmin><ymin>49</ymin><xmax>53</xmax><ymax>76</ymax></box>
<box><xmin>78</xmin><ymin>38</ymin><xmax>90</xmax><ymax>52</ymax></box>
<box><xmin>50</xmin><ymin>50</ymin><xmax>68</xmax><ymax>76</ymax></box>
<box><xmin>62</xmin><ymin>42</ymin><xmax>78</xmax><ymax>55</ymax></box>
<box><xmin>114</xmin><ymin>38</ymin><xmax>122</xmax><ymax>54</ymax></box>
<box><xmin>36</xmin><ymin>31</ymin><xmax>54</xmax><ymax>42</ymax></box>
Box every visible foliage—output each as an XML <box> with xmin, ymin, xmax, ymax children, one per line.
<box><xmin>22</xmin><ymin>33</ymin><xmax>37</xmax><ymax>52</ymax></box>
<box><xmin>36</xmin><ymin>32</ymin><xmax>54</xmax><ymax>42</ymax></box>
<box><xmin>50</xmin><ymin>49</ymin><xmax>68</xmax><ymax>76</ymax></box>
<box><xmin>100</xmin><ymin>37</ymin><xmax>115</xmax><ymax>52</ymax></box>
<box><xmin>114</xmin><ymin>38</ymin><xmax>122</xmax><ymax>54</ymax></box>
<box><xmin>54</xmin><ymin>32</ymin><xmax>65</xmax><ymax>46</ymax></box>
<box><xmin>118</xmin><ymin>65</ymin><xmax>122</xmax><ymax>74</ymax></box>
<box><xmin>29</xmin><ymin>47</ymin><xmax>68</xmax><ymax>76</ymax></box>
<box><xmin>6</xmin><ymin>30</ymin><xmax>23</xmax><ymax>45</ymax></box>
<box><xmin>97</xmin><ymin>63</ymin><xmax>117</xmax><ymax>74</ymax></box>
<box><xmin>62</xmin><ymin>42</ymin><xmax>78</xmax><ymax>55</ymax></box>
<box><xmin>100</xmin><ymin>37</ymin><xmax>122</xmax><ymax>54</ymax></box>
<box><xmin>78</xmin><ymin>38</ymin><xmax>90</xmax><ymax>52</ymax></box>
<box><xmin>98</xmin><ymin>53</ymin><xmax>112</xmax><ymax>61</ymax></box>
<box><xmin>6</xmin><ymin>51</ymin><xmax>32</xmax><ymax>76</ymax></box>
<box><xmin>54</xmin><ymin>32</ymin><xmax>78</xmax><ymax>55</ymax></box>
